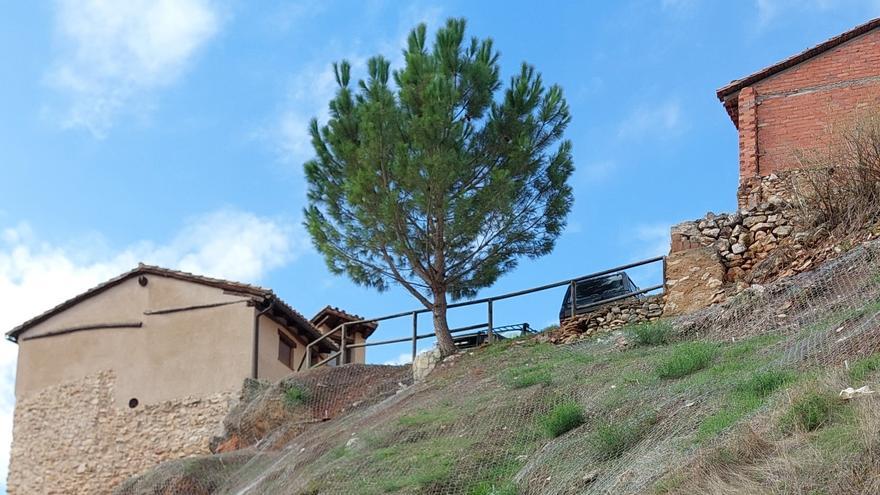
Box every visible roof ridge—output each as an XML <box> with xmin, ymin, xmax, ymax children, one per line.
<box><xmin>5</xmin><ymin>264</ymin><xmax>311</xmax><ymax>342</ymax></box>
<box><xmin>717</xmin><ymin>17</ymin><xmax>880</xmax><ymax>100</ymax></box>
<box><xmin>716</xmin><ymin>17</ymin><xmax>880</xmax><ymax>124</ymax></box>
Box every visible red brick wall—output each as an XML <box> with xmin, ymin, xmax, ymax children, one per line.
<box><xmin>741</xmin><ymin>28</ymin><xmax>880</xmax><ymax>179</ymax></box>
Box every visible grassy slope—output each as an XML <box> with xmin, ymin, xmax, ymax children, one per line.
<box><xmin>116</xmin><ymin>318</ymin><xmax>880</xmax><ymax>495</ymax></box>
<box><xmin>219</xmin><ymin>315</ymin><xmax>880</xmax><ymax>494</ymax></box>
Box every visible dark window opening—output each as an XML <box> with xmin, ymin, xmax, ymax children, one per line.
<box><xmin>278</xmin><ymin>330</ymin><xmax>296</xmax><ymax>369</ymax></box>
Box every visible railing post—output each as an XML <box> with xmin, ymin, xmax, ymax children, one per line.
<box><xmin>339</xmin><ymin>323</ymin><xmax>348</xmax><ymax>365</ymax></box>
<box><xmin>569</xmin><ymin>279</ymin><xmax>577</xmax><ymax>319</ymax></box>
<box><xmin>486</xmin><ymin>299</ymin><xmax>494</xmax><ymax>344</ymax></box>
<box><xmin>411</xmin><ymin>311</ymin><xmax>418</xmax><ymax>363</ymax></box>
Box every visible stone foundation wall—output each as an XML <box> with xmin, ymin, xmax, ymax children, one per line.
<box><xmin>7</xmin><ymin>371</ymin><xmax>235</xmax><ymax>495</ymax></box>
<box><xmin>737</xmin><ymin>171</ymin><xmax>799</xmax><ymax>210</ymax></box>
<box><xmin>546</xmin><ymin>295</ymin><xmax>664</xmax><ymax>344</ymax></box>
<box><xmin>663</xmin><ymin>246</ymin><xmax>726</xmax><ymax>316</ymax></box>
<box><xmin>670</xmin><ymin>201</ymin><xmax>804</xmax><ymax>284</ymax></box>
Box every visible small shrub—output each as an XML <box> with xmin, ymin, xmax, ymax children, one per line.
<box><xmin>631</xmin><ymin>321</ymin><xmax>672</xmax><ymax>346</ymax></box>
<box><xmin>849</xmin><ymin>353</ymin><xmax>880</xmax><ymax>383</ymax></box>
<box><xmin>735</xmin><ymin>369</ymin><xmax>793</xmax><ymax>398</ymax></box>
<box><xmin>656</xmin><ymin>342</ymin><xmax>716</xmax><ymax>379</ymax></box>
<box><xmin>782</xmin><ymin>391</ymin><xmax>841</xmax><ymax>432</ymax></box>
<box><xmin>539</xmin><ymin>401</ymin><xmax>585</xmax><ymax>438</ymax></box>
<box><xmin>283</xmin><ymin>384</ymin><xmax>309</xmax><ymax>407</ymax></box>
<box><xmin>591</xmin><ymin>412</ymin><xmax>657</xmax><ymax>460</ymax></box>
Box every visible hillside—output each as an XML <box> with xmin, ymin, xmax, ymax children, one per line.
<box><xmin>116</xmin><ymin>239</ymin><xmax>880</xmax><ymax>495</ymax></box>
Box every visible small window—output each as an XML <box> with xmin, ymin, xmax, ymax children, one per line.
<box><xmin>278</xmin><ymin>330</ymin><xmax>296</xmax><ymax>369</ymax></box>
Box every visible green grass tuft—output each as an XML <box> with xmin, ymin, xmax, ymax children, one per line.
<box><xmin>283</xmin><ymin>384</ymin><xmax>309</xmax><ymax>407</ymax></box>
<box><xmin>631</xmin><ymin>321</ymin><xmax>672</xmax><ymax>346</ymax></box>
<box><xmin>697</xmin><ymin>368</ymin><xmax>794</xmax><ymax>440</ymax></box>
<box><xmin>782</xmin><ymin>391</ymin><xmax>841</xmax><ymax>432</ymax></box>
<box><xmin>398</xmin><ymin>408</ymin><xmax>455</xmax><ymax>426</ymax></box>
<box><xmin>848</xmin><ymin>353</ymin><xmax>880</xmax><ymax>383</ymax></box>
<box><xmin>539</xmin><ymin>401</ymin><xmax>585</xmax><ymax>438</ymax></box>
<box><xmin>591</xmin><ymin>412</ymin><xmax>657</xmax><ymax>460</ymax></box>
<box><xmin>656</xmin><ymin>342</ymin><xmax>716</xmax><ymax>379</ymax></box>
<box><xmin>501</xmin><ymin>364</ymin><xmax>552</xmax><ymax>389</ymax></box>
<box><xmin>735</xmin><ymin>369</ymin><xmax>793</xmax><ymax>398</ymax></box>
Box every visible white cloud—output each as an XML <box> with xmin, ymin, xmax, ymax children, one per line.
<box><xmin>661</xmin><ymin>0</ymin><xmax>698</xmax><ymax>14</ymax></box>
<box><xmin>617</xmin><ymin>100</ymin><xmax>683</xmax><ymax>140</ymax></box>
<box><xmin>383</xmin><ymin>352</ymin><xmax>414</xmax><ymax>365</ymax></box>
<box><xmin>266</xmin><ymin>4</ymin><xmax>444</xmax><ymax>166</ymax></box>
<box><xmin>47</xmin><ymin>0</ymin><xmax>220</xmax><ymax>136</ymax></box>
<box><xmin>631</xmin><ymin>222</ymin><xmax>673</xmax><ymax>258</ymax></box>
<box><xmin>380</xmin><ymin>345</ymin><xmax>434</xmax><ymax>366</ymax></box>
<box><xmin>754</xmin><ymin>0</ymin><xmax>880</xmax><ymax>30</ymax></box>
<box><xmin>271</xmin><ymin>64</ymin><xmax>342</xmax><ymax>165</ymax></box>
<box><xmin>0</xmin><ymin>208</ymin><xmax>303</xmax><ymax>484</ymax></box>
<box><xmin>579</xmin><ymin>160</ymin><xmax>618</xmax><ymax>184</ymax></box>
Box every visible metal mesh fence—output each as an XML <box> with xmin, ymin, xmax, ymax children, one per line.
<box><xmin>116</xmin><ymin>240</ymin><xmax>880</xmax><ymax>495</ymax></box>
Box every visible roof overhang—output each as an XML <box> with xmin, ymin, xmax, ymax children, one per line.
<box><xmin>310</xmin><ymin>305</ymin><xmax>379</xmax><ymax>339</ymax></box>
<box><xmin>716</xmin><ymin>17</ymin><xmax>880</xmax><ymax>126</ymax></box>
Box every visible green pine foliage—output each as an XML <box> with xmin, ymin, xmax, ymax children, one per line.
<box><xmin>303</xmin><ymin>18</ymin><xmax>574</xmax><ymax>355</ymax></box>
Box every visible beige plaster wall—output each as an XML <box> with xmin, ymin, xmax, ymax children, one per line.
<box><xmin>14</xmin><ymin>274</ymin><xmax>254</xmax><ymax>405</ymax></box>
<box><xmin>256</xmin><ymin>313</ymin><xmax>308</xmax><ymax>382</ymax></box>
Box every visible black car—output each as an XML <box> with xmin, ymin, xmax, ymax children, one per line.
<box><xmin>559</xmin><ymin>272</ymin><xmax>640</xmax><ymax>322</ymax></box>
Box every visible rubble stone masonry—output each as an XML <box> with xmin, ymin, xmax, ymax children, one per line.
<box><xmin>7</xmin><ymin>371</ymin><xmax>235</xmax><ymax>495</ymax></box>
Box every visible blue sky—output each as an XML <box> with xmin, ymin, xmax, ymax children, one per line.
<box><xmin>2</xmin><ymin>0</ymin><xmax>880</xmax><ymax>488</ymax></box>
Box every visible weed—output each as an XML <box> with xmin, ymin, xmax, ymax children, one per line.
<box><xmin>327</xmin><ymin>444</ymin><xmax>347</xmax><ymax>460</ymax></box>
<box><xmin>467</xmin><ymin>459</ymin><xmax>521</xmax><ymax>495</ymax></box>
<box><xmin>782</xmin><ymin>391</ymin><xmax>841</xmax><ymax>432</ymax></box>
<box><xmin>657</xmin><ymin>342</ymin><xmax>716</xmax><ymax>379</ymax></box>
<box><xmin>735</xmin><ymin>369</ymin><xmax>793</xmax><ymax>398</ymax></box>
<box><xmin>539</xmin><ymin>401</ymin><xmax>585</xmax><ymax>438</ymax></box>
<box><xmin>501</xmin><ymin>364</ymin><xmax>552</xmax><ymax>389</ymax></box>
<box><xmin>591</xmin><ymin>411</ymin><xmax>657</xmax><ymax>460</ymax></box>
<box><xmin>697</xmin><ymin>368</ymin><xmax>794</xmax><ymax>440</ymax></box>
<box><xmin>848</xmin><ymin>352</ymin><xmax>880</xmax><ymax>383</ymax></box>
<box><xmin>370</xmin><ymin>437</ymin><xmax>468</xmax><ymax>492</ymax></box>
<box><xmin>398</xmin><ymin>407</ymin><xmax>455</xmax><ymax>426</ymax></box>
<box><xmin>283</xmin><ymin>384</ymin><xmax>309</xmax><ymax>407</ymax></box>
<box><xmin>632</xmin><ymin>321</ymin><xmax>672</xmax><ymax>346</ymax></box>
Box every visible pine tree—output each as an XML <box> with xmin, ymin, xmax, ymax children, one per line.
<box><xmin>304</xmin><ymin>18</ymin><xmax>574</xmax><ymax>357</ymax></box>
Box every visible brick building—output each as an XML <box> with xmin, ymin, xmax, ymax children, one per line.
<box><xmin>717</xmin><ymin>17</ymin><xmax>880</xmax><ymax>208</ymax></box>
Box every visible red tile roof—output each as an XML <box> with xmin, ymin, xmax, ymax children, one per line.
<box><xmin>311</xmin><ymin>305</ymin><xmax>379</xmax><ymax>338</ymax></box>
<box><xmin>717</xmin><ymin>17</ymin><xmax>880</xmax><ymax>124</ymax></box>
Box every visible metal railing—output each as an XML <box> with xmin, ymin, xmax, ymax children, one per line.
<box><xmin>301</xmin><ymin>255</ymin><xmax>666</xmax><ymax>370</ymax></box>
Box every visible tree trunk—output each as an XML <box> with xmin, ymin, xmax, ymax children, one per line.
<box><xmin>431</xmin><ymin>289</ymin><xmax>457</xmax><ymax>357</ymax></box>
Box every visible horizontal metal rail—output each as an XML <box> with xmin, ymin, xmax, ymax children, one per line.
<box><xmin>303</xmin><ymin>255</ymin><xmax>665</xmax><ymax>370</ymax></box>
<box><xmin>347</xmin><ymin>323</ymin><xmax>491</xmax><ymax>349</ymax></box>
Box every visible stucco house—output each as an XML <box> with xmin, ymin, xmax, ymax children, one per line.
<box><xmin>717</xmin><ymin>17</ymin><xmax>880</xmax><ymax>208</ymax></box>
<box><xmin>5</xmin><ymin>264</ymin><xmax>376</xmax><ymax>494</ymax></box>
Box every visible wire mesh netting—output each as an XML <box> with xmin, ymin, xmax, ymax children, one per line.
<box><xmin>115</xmin><ymin>239</ymin><xmax>880</xmax><ymax>495</ymax></box>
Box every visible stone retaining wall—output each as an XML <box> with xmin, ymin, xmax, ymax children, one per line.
<box><xmin>546</xmin><ymin>295</ymin><xmax>664</xmax><ymax>344</ymax></box>
<box><xmin>670</xmin><ymin>200</ymin><xmax>805</xmax><ymax>284</ymax></box>
<box><xmin>7</xmin><ymin>371</ymin><xmax>235</xmax><ymax>495</ymax></box>
<box><xmin>737</xmin><ymin>171</ymin><xmax>799</xmax><ymax>209</ymax></box>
